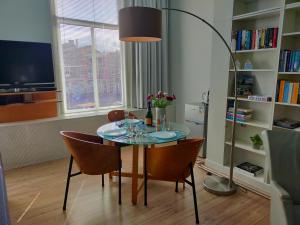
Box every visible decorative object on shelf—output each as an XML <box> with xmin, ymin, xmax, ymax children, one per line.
<box><xmin>248</xmin><ymin>95</ymin><xmax>272</xmax><ymax>102</ymax></box>
<box><xmin>250</xmin><ymin>134</ymin><xmax>263</xmax><ymax>150</ymax></box>
<box><xmin>274</xmin><ymin>118</ymin><xmax>300</xmax><ymax>129</ymax></box>
<box><xmin>244</xmin><ymin>59</ymin><xmax>253</xmax><ymax>70</ymax></box>
<box><xmin>119</xmin><ymin>6</ymin><xmax>239</xmax><ymax>196</ymax></box>
<box><xmin>236</xmin><ymin>74</ymin><xmax>254</xmax><ymax>97</ymax></box>
<box><xmin>235</xmin><ymin>60</ymin><xmax>241</xmax><ymax>69</ymax></box>
<box><xmin>147</xmin><ymin>91</ymin><xmax>176</xmax><ymax>124</ymax></box>
<box><xmin>233</xmin><ymin>27</ymin><xmax>278</xmax><ymax>51</ymax></box>
<box><xmin>235</xmin><ymin>162</ymin><xmax>264</xmax><ymax>177</ymax></box>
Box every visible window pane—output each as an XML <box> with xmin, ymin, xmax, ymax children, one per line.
<box><xmin>95</xmin><ymin>28</ymin><xmax>122</xmax><ymax>107</ymax></box>
<box><xmin>60</xmin><ymin>24</ymin><xmax>95</xmax><ymax>110</ymax></box>
<box><xmin>56</xmin><ymin>0</ymin><xmax>118</xmax><ymax>25</ymax></box>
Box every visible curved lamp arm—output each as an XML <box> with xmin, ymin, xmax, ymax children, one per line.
<box><xmin>162</xmin><ymin>7</ymin><xmax>238</xmax><ymax>187</ymax></box>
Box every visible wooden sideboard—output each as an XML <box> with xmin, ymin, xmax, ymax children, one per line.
<box><xmin>0</xmin><ymin>91</ymin><xmax>58</xmax><ymax>123</ymax></box>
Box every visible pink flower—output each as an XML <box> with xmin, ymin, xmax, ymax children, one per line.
<box><xmin>166</xmin><ymin>96</ymin><xmax>174</xmax><ymax>101</ymax></box>
<box><xmin>147</xmin><ymin>94</ymin><xmax>153</xmax><ymax>101</ymax></box>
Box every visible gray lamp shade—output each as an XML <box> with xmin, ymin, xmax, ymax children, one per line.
<box><xmin>119</xmin><ymin>7</ymin><xmax>162</xmax><ymax>42</ymax></box>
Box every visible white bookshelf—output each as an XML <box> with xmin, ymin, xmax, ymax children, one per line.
<box><xmin>206</xmin><ymin>0</ymin><xmax>300</xmax><ymax>197</ymax></box>
<box><xmin>223</xmin><ymin>0</ymin><xmax>285</xmax><ymax>194</ymax></box>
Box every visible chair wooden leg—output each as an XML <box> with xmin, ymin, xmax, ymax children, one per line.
<box><xmin>175</xmin><ymin>181</ymin><xmax>179</xmax><ymax>192</ymax></box>
<box><xmin>189</xmin><ymin>163</ymin><xmax>199</xmax><ymax>224</ymax></box>
<box><xmin>118</xmin><ymin>148</ymin><xmax>122</xmax><ymax>205</ymax></box>
<box><xmin>102</xmin><ymin>174</ymin><xmax>104</xmax><ymax>188</ymax></box>
<box><xmin>144</xmin><ymin>145</ymin><xmax>148</xmax><ymax>206</ymax></box>
<box><xmin>63</xmin><ymin>156</ymin><xmax>73</xmax><ymax>211</ymax></box>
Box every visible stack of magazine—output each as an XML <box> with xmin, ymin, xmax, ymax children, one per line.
<box><xmin>226</xmin><ymin>107</ymin><xmax>254</xmax><ymax>123</ymax></box>
<box><xmin>234</xmin><ymin>162</ymin><xmax>264</xmax><ymax>177</ymax></box>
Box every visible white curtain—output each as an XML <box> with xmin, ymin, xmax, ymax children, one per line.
<box><xmin>120</xmin><ymin>0</ymin><xmax>169</xmax><ymax>108</ymax></box>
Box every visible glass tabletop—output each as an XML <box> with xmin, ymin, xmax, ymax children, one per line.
<box><xmin>97</xmin><ymin>119</ymin><xmax>191</xmax><ymax>145</ymax></box>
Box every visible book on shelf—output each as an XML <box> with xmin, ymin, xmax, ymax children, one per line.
<box><xmin>274</xmin><ymin>118</ymin><xmax>300</xmax><ymax>129</ymax></box>
<box><xmin>235</xmin><ymin>162</ymin><xmax>264</xmax><ymax>177</ymax></box>
<box><xmin>226</xmin><ymin>112</ymin><xmax>252</xmax><ymax>120</ymax></box>
<box><xmin>276</xmin><ymin>80</ymin><xmax>300</xmax><ymax>104</ymax></box>
<box><xmin>279</xmin><ymin>50</ymin><xmax>300</xmax><ymax>72</ymax></box>
<box><xmin>226</xmin><ymin>107</ymin><xmax>254</xmax><ymax>122</ymax></box>
<box><xmin>228</xmin><ymin>107</ymin><xmax>254</xmax><ymax>115</ymax></box>
<box><xmin>232</xmin><ymin>27</ymin><xmax>278</xmax><ymax>51</ymax></box>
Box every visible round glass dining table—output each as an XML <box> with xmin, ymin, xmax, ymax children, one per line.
<box><xmin>97</xmin><ymin>120</ymin><xmax>191</xmax><ymax>205</ymax></box>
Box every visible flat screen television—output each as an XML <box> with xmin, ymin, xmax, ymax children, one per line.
<box><xmin>0</xmin><ymin>40</ymin><xmax>55</xmax><ymax>90</ymax></box>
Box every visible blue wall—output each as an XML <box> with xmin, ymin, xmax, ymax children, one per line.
<box><xmin>0</xmin><ymin>0</ymin><xmax>52</xmax><ymax>43</ymax></box>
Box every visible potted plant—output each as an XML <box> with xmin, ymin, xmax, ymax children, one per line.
<box><xmin>250</xmin><ymin>134</ymin><xmax>263</xmax><ymax>150</ymax></box>
<box><xmin>147</xmin><ymin>91</ymin><xmax>176</xmax><ymax>123</ymax></box>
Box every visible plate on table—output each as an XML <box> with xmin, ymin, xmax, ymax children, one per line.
<box><xmin>116</xmin><ymin>119</ymin><xmax>142</xmax><ymax>127</ymax></box>
<box><xmin>103</xmin><ymin>129</ymin><xmax>127</xmax><ymax>137</ymax></box>
<box><xmin>150</xmin><ymin>131</ymin><xmax>177</xmax><ymax>140</ymax></box>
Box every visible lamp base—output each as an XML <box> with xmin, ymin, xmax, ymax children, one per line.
<box><xmin>203</xmin><ymin>175</ymin><xmax>237</xmax><ymax>196</ymax></box>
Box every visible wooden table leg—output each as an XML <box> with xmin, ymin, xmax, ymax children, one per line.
<box><xmin>132</xmin><ymin>145</ymin><xmax>139</xmax><ymax>205</ymax></box>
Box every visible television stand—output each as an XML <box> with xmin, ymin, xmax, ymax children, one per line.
<box><xmin>0</xmin><ymin>90</ymin><xmax>58</xmax><ymax>122</ymax></box>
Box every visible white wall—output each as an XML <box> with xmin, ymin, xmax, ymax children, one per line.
<box><xmin>169</xmin><ymin>0</ymin><xmax>215</xmax><ymax>122</ymax></box>
<box><xmin>0</xmin><ymin>0</ymin><xmax>52</xmax><ymax>43</ymax></box>
<box><xmin>0</xmin><ymin>110</ymin><xmax>148</xmax><ymax>170</ymax></box>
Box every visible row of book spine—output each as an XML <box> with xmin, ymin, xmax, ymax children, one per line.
<box><xmin>232</xmin><ymin>27</ymin><xmax>278</xmax><ymax>51</ymax></box>
<box><xmin>276</xmin><ymin>80</ymin><xmax>300</xmax><ymax>104</ymax></box>
<box><xmin>279</xmin><ymin>50</ymin><xmax>300</xmax><ymax>72</ymax></box>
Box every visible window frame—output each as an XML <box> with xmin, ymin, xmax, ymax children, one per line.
<box><xmin>51</xmin><ymin>0</ymin><xmax>125</xmax><ymax>114</ymax></box>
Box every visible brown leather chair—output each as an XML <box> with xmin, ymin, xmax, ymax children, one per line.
<box><xmin>107</xmin><ymin>110</ymin><xmax>137</xmax><ymax>122</ymax></box>
<box><xmin>144</xmin><ymin>139</ymin><xmax>204</xmax><ymax>224</ymax></box>
<box><xmin>60</xmin><ymin>131</ymin><xmax>122</xmax><ymax>211</ymax></box>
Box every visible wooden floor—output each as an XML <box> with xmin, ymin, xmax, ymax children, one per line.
<box><xmin>5</xmin><ymin>147</ymin><xmax>270</xmax><ymax>225</ymax></box>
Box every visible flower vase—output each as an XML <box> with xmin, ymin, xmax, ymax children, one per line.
<box><xmin>156</xmin><ymin>107</ymin><xmax>166</xmax><ymax>124</ymax></box>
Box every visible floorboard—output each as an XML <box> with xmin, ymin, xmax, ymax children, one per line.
<box><xmin>5</xmin><ymin>147</ymin><xmax>270</xmax><ymax>225</ymax></box>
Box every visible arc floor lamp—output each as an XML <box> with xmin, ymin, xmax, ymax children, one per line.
<box><xmin>118</xmin><ymin>6</ymin><xmax>238</xmax><ymax>195</ymax></box>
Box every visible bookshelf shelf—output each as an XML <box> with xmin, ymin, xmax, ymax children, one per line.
<box><xmin>282</xmin><ymin>31</ymin><xmax>300</xmax><ymax>37</ymax></box>
<box><xmin>273</xmin><ymin>125</ymin><xmax>300</xmax><ymax>131</ymax></box>
<box><xmin>286</xmin><ymin>2</ymin><xmax>300</xmax><ymax>10</ymax></box>
<box><xmin>226</xmin><ymin>118</ymin><xmax>270</xmax><ymax>129</ymax></box>
<box><xmin>229</xmin><ymin>69</ymin><xmax>275</xmax><ymax>72</ymax></box>
<box><xmin>232</xmin><ymin>7</ymin><xmax>281</xmax><ymax>21</ymax></box>
<box><xmin>225</xmin><ymin>140</ymin><xmax>266</xmax><ymax>156</ymax></box>
<box><xmin>233</xmin><ymin>48</ymin><xmax>277</xmax><ymax>54</ymax></box>
<box><xmin>233</xmin><ymin>167</ymin><xmax>265</xmax><ymax>183</ymax></box>
<box><xmin>275</xmin><ymin>102</ymin><xmax>300</xmax><ymax>107</ymax></box>
<box><xmin>278</xmin><ymin>71</ymin><xmax>300</xmax><ymax>74</ymax></box>
<box><xmin>227</xmin><ymin>96</ymin><xmax>272</xmax><ymax>104</ymax></box>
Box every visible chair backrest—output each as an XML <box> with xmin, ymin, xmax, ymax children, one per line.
<box><xmin>60</xmin><ymin>131</ymin><xmax>119</xmax><ymax>175</ymax></box>
<box><xmin>146</xmin><ymin>139</ymin><xmax>204</xmax><ymax>181</ymax></box>
<box><xmin>0</xmin><ymin>153</ymin><xmax>11</xmax><ymax>225</ymax></box>
<box><xmin>262</xmin><ymin>130</ymin><xmax>300</xmax><ymax>204</ymax></box>
<box><xmin>107</xmin><ymin>110</ymin><xmax>137</xmax><ymax>122</ymax></box>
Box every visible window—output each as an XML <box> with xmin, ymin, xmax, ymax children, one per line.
<box><xmin>54</xmin><ymin>0</ymin><xmax>123</xmax><ymax>112</ymax></box>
